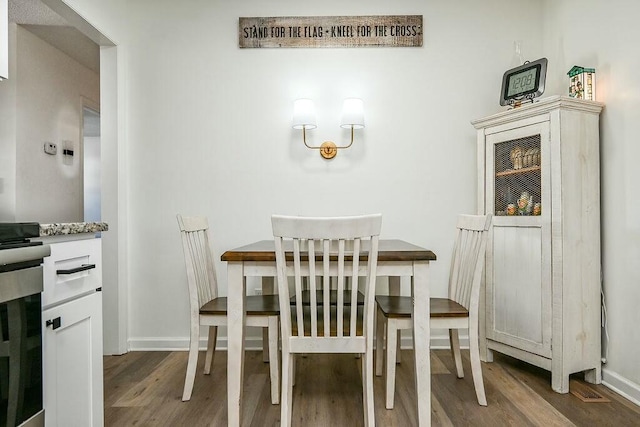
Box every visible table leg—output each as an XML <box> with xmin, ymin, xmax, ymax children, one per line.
<box><xmin>227</xmin><ymin>262</ymin><xmax>246</xmax><ymax>427</ymax></box>
<box><xmin>412</xmin><ymin>261</ymin><xmax>431</xmax><ymax>426</ymax></box>
<box><xmin>388</xmin><ymin>276</ymin><xmax>402</xmax><ymax>363</ymax></box>
<box><xmin>262</xmin><ymin>277</ymin><xmax>275</xmax><ymax>362</ymax></box>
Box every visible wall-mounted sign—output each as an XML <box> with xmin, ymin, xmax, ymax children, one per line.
<box><xmin>239</xmin><ymin>15</ymin><xmax>423</xmax><ymax>48</ymax></box>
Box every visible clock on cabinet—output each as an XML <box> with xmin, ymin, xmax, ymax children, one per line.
<box><xmin>500</xmin><ymin>57</ymin><xmax>548</xmax><ymax>106</ymax></box>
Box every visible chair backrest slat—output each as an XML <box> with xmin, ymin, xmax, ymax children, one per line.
<box><xmin>273</xmin><ymin>214</ymin><xmax>382</xmax><ymax>352</ymax></box>
<box><xmin>322</xmin><ymin>240</ymin><xmax>330</xmax><ymax>336</ymax></box>
<box><xmin>336</xmin><ymin>239</ymin><xmax>345</xmax><ymax>337</ymax></box>
<box><xmin>349</xmin><ymin>238</ymin><xmax>361</xmax><ymax>337</ymax></box>
<box><xmin>177</xmin><ymin>215</ymin><xmax>217</xmax><ymax>311</ymax></box>
<box><xmin>308</xmin><ymin>239</ymin><xmax>317</xmax><ymax>337</ymax></box>
<box><xmin>448</xmin><ymin>214</ymin><xmax>492</xmax><ymax>310</ymax></box>
<box><xmin>293</xmin><ymin>239</ymin><xmax>304</xmax><ymax>336</ymax></box>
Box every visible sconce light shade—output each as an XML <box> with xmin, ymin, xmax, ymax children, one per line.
<box><xmin>292</xmin><ymin>97</ymin><xmax>364</xmax><ymax>159</ymax></box>
<box><xmin>340</xmin><ymin>98</ymin><xmax>365</xmax><ymax>129</ymax></box>
<box><xmin>292</xmin><ymin>98</ymin><xmax>317</xmax><ymax>129</ymax></box>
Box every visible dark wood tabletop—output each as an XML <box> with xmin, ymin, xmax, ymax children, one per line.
<box><xmin>221</xmin><ymin>239</ymin><xmax>436</xmax><ymax>262</ymax></box>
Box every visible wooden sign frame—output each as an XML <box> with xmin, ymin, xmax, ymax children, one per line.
<box><xmin>239</xmin><ymin>15</ymin><xmax>423</xmax><ymax>48</ymax></box>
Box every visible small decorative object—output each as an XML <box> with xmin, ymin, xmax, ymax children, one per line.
<box><xmin>568</xmin><ymin>66</ymin><xmax>596</xmax><ymax>101</ymax></box>
<box><xmin>523</xmin><ymin>147</ymin><xmax>540</xmax><ymax>168</ymax></box>
<box><xmin>517</xmin><ymin>191</ymin><xmax>532</xmax><ymax>215</ymax></box>
<box><xmin>506</xmin><ymin>204</ymin><xmax>516</xmax><ymax>216</ymax></box>
<box><xmin>510</xmin><ymin>146</ymin><xmax>523</xmax><ymax>170</ymax></box>
<box><xmin>500</xmin><ymin>57</ymin><xmax>548</xmax><ymax>107</ymax></box>
<box><xmin>533</xmin><ymin>202</ymin><xmax>542</xmax><ymax>216</ymax></box>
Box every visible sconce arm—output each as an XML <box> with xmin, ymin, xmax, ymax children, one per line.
<box><xmin>302</xmin><ymin>125</ymin><xmax>355</xmax><ymax>150</ymax></box>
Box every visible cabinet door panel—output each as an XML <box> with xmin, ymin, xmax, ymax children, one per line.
<box><xmin>485</xmin><ymin>121</ymin><xmax>552</xmax><ymax>358</ymax></box>
<box><xmin>43</xmin><ymin>291</ymin><xmax>104</xmax><ymax>427</ymax></box>
<box><xmin>488</xmin><ymin>223</ymin><xmax>551</xmax><ymax>357</ymax></box>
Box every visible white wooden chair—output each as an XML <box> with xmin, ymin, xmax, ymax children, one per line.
<box><xmin>177</xmin><ymin>215</ymin><xmax>280</xmax><ymax>403</ymax></box>
<box><xmin>375</xmin><ymin>214</ymin><xmax>492</xmax><ymax>408</ymax></box>
<box><xmin>272</xmin><ymin>214</ymin><xmax>382</xmax><ymax>427</ymax></box>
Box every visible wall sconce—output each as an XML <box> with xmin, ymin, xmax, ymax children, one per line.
<box><xmin>292</xmin><ymin>98</ymin><xmax>365</xmax><ymax>159</ymax></box>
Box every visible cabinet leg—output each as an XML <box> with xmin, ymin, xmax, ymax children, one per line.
<box><xmin>483</xmin><ymin>347</ymin><xmax>494</xmax><ymax>363</ymax></box>
<box><xmin>552</xmin><ymin>372</ymin><xmax>570</xmax><ymax>393</ymax></box>
<box><xmin>584</xmin><ymin>365</ymin><xmax>602</xmax><ymax>384</ymax></box>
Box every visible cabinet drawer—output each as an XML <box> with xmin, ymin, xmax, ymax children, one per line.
<box><xmin>43</xmin><ymin>238</ymin><xmax>102</xmax><ymax>308</ymax></box>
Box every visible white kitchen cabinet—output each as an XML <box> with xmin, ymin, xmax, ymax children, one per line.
<box><xmin>41</xmin><ymin>237</ymin><xmax>104</xmax><ymax>427</ymax></box>
<box><xmin>472</xmin><ymin>96</ymin><xmax>603</xmax><ymax>393</ymax></box>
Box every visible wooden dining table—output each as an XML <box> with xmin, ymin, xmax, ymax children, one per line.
<box><xmin>221</xmin><ymin>239</ymin><xmax>436</xmax><ymax>426</ymax></box>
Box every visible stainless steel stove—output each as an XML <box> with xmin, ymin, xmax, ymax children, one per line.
<box><xmin>0</xmin><ymin>223</ymin><xmax>50</xmax><ymax>427</ymax></box>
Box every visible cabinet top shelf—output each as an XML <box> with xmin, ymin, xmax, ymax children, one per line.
<box><xmin>471</xmin><ymin>96</ymin><xmax>603</xmax><ymax>130</ymax></box>
<box><xmin>496</xmin><ymin>166</ymin><xmax>541</xmax><ymax>177</ymax></box>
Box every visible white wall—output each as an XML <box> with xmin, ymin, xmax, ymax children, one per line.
<box><xmin>14</xmin><ymin>25</ymin><xmax>99</xmax><ymax>222</ymax></box>
<box><xmin>60</xmin><ymin>0</ymin><xmax>640</xmax><ymax>405</ymax></box>
<box><xmin>58</xmin><ymin>0</ymin><xmax>545</xmax><ymax>348</ymax></box>
<box><xmin>115</xmin><ymin>0</ymin><xmax>543</xmax><ymax>348</ymax></box>
<box><xmin>0</xmin><ymin>23</ymin><xmax>17</xmax><ymax>221</ymax></box>
<box><xmin>542</xmin><ymin>0</ymin><xmax>640</xmax><ymax>404</ymax></box>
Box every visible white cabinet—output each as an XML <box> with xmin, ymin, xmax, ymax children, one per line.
<box><xmin>41</xmin><ymin>237</ymin><xmax>104</xmax><ymax>427</ymax></box>
<box><xmin>473</xmin><ymin>96</ymin><xmax>603</xmax><ymax>393</ymax></box>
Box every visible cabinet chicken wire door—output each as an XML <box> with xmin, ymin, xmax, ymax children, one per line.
<box><xmin>484</xmin><ymin>121</ymin><xmax>552</xmax><ymax>358</ymax></box>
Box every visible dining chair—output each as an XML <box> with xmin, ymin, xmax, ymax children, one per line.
<box><xmin>176</xmin><ymin>214</ymin><xmax>280</xmax><ymax>403</ymax></box>
<box><xmin>375</xmin><ymin>214</ymin><xmax>492</xmax><ymax>409</ymax></box>
<box><xmin>272</xmin><ymin>214</ymin><xmax>382</xmax><ymax>427</ymax></box>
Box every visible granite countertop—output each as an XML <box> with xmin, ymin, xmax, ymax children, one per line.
<box><xmin>39</xmin><ymin>222</ymin><xmax>109</xmax><ymax>237</ymax></box>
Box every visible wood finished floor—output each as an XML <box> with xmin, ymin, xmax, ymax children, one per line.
<box><xmin>104</xmin><ymin>349</ymin><xmax>640</xmax><ymax>426</ymax></box>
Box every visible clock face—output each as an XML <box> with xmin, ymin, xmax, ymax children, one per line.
<box><xmin>507</xmin><ymin>67</ymin><xmax>538</xmax><ymax>97</ymax></box>
<box><xmin>500</xmin><ymin>58</ymin><xmax>548</xmax><ymax>106</ymax></box>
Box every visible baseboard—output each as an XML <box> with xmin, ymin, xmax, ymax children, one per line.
<box><xmin>127</xmin><ymin>333</ymin><xmax>461</xmax><ymax>352</ymax></box>
<box><xmin>424</xmin><ymin>333</ymin><xmax>467</xmax><ymax>349</ymax></box>
<box><xmin>127</xmin><ymin>337</ymin><xmax>264</xmax><ymax>352</ymax></box>
<box><xmin>602</xmin><ymin>368</ymin><xmax>640</xmax><ymax>407</ymax></box>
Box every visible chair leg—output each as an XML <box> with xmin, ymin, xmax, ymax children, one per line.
<box><xmin>280</xmin><ymin>351</ymin><xmax>294</xmax><ymax>427</ymax></box>
<box><xmin>262</xmin><ymin>328</ymin><xmax>270</xmax><ymax>362</ymax></box>
<box><xmin>362</xmin><ymin>350</ymin><xmax>375</xmax><ymax>427</ymax></box>
<box><xmin>292</xmin><ymin>353</ymin><xmax>296</xmax><ymax>387</ymax></box>
<box><xmin>268</xmin><ymin>316</ymin><xmax>280</xmax><ymax>405</ymax></box>
<box><xmin>375</xmin><ymin>307</ymin><xmax>385</xmax><ymax>377</ymax></box>
<box><xmin>449</xmin><ymin>328</ymin><xmax>464</xmax><ymax>378</ymax></box>
<box><xmin>385</xmin><ymin>319</ymin><xmax>398</xmax><ymax>409</ymax></box>
<box><xmin>204</xmin><ymin>326</ymin><xmax>217</xmax><ymax>375</ymax></box>
<box><xmin>182</xmin><ymin>320</ymin><xmax>200</xmax><ymax>401</ymax></box>
<box><xmin>469</xmin><ymin>321</ymin><xmax>487</xmax><ymax>406</ymax></box>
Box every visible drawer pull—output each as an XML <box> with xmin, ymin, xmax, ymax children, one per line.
<box><xmin>46</xmin><ymin>317</ymin><xmax>61</xmax><ymax>330</ymax></box>
<box><xmin>56</xmin><ymin>263</ymin><xmax>96</xmax><ymax>275</ymax></box>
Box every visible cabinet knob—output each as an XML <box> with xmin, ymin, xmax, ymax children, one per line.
<box><xmin>46</xmin><ymin>317</ymin><xmax>61</xmax><ymax>330</ymax></box>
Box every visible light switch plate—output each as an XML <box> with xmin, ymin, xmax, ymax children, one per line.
<box><xmin>44</xmin><ymin>142</ymin><xmax>57</xmax><ymax>155</ymax></box>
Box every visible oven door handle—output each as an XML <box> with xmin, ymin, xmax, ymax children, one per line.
<box><xmin>56</xmin><ymin>263</ymin><xmax>96</xmax><ymax>275</ymax></box>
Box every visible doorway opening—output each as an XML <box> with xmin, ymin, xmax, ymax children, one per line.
<box><xmin>83</xmin><ymin>104</ymin><xmax>101</xmax><ymax>222</ymax></box>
